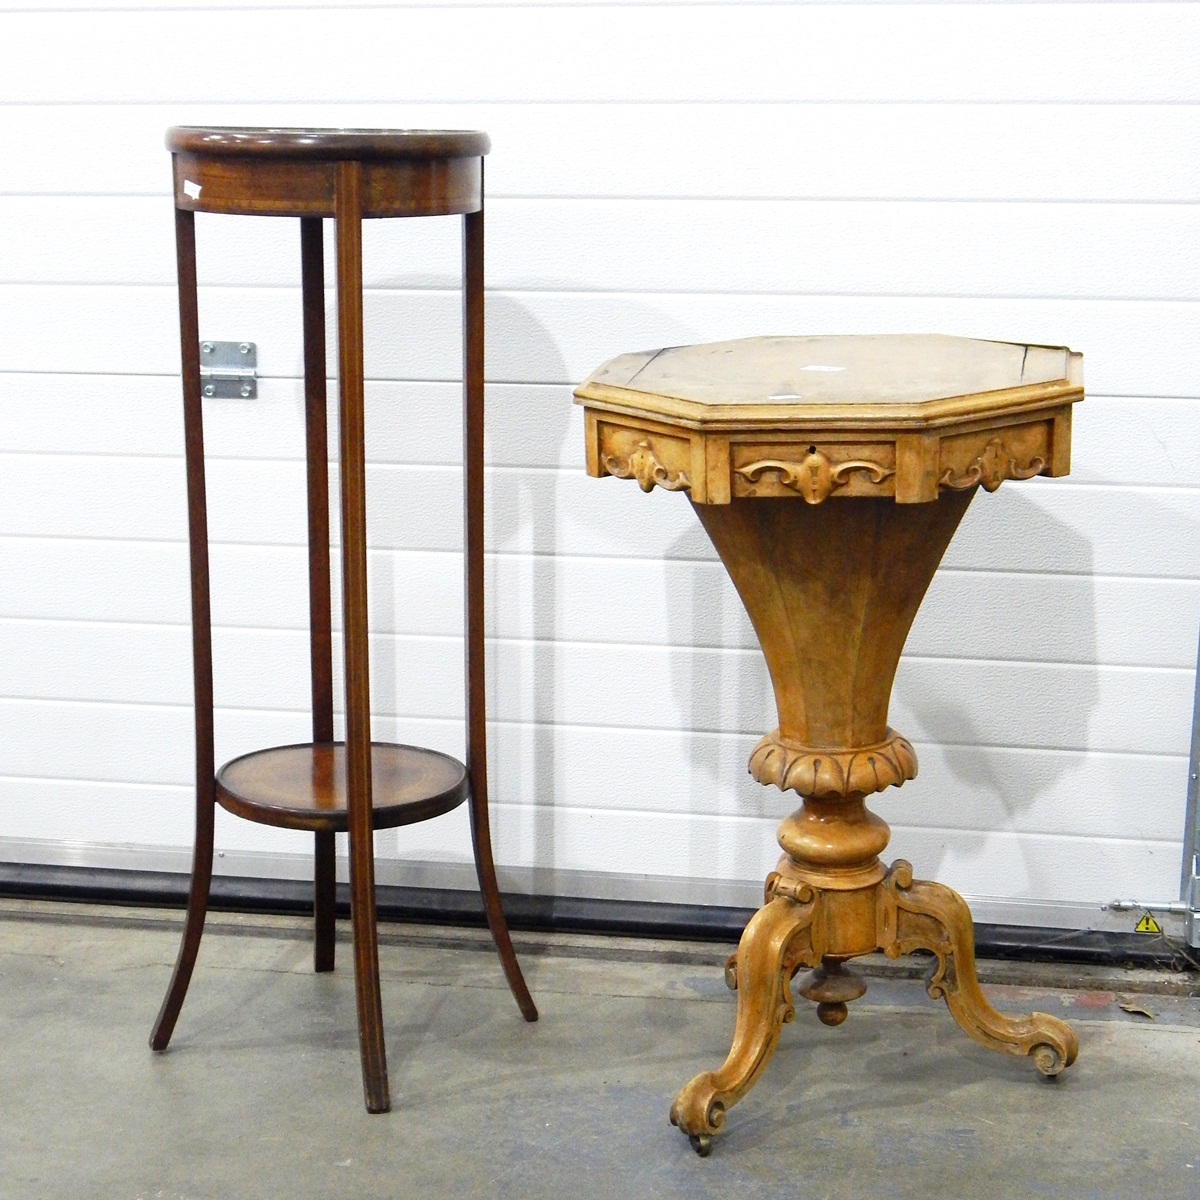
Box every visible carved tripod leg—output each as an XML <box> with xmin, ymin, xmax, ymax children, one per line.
<box><xmin>882</xmin><ymin>861</ymin><xmax>1078</xmax><ymax>1075</ymax></box>
<box><xmin>671</xmin><ymin>893</ymin><xmax>816</xmax><ymax>1155</ymax></box>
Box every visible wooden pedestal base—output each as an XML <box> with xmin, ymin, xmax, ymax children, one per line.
<box><xmin>670</xmin><ymin>847</ymin><xmax>1079</xmax><ymax>1156</ymax></box>
<box><xmin>659</xmin><ymin>491</ymin><xmax>1082</xmax><ymax>1155</ymax></box>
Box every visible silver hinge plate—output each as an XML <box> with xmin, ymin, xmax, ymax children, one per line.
<box><xmin>199</xmin><ymin>340</ymin><xmax>257</xmax><ymax>398</ymax></box>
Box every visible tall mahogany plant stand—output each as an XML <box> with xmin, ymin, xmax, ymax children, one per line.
<box><xmin>575</xmin><ymin>334</ymin><xmax>1085</xmax><ymax>1154</ymax></box>
<box><xmin>151</xmin><ymin>127</ymin><xmax>537</xmax><ymax>1114</ymax></box>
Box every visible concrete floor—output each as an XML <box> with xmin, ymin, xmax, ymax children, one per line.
<box><xmin>3</xmin><ymin>899</ymin><xmax>1200</xmax><ymax>1199</ymax></box>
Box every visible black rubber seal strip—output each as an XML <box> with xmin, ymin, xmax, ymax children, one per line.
<box><xmin>0</xmin><ymin>861</ymin><xmax>1190</xmax><ymax>969</ymax></box>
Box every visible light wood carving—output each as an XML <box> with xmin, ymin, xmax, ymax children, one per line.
<box><xmin>939</xmin><ymin>435</ymin><xmax>1046</xmax><ymax>493</ymax></box>
<box><xmin>601</xmin><ymin>439</ymin><xmax>691</xmax><ymax>493</ymax></box>
<box><xmin>749</xmin><ymin>727</ymin><xmax>917</xmax><ymax>798</ymax></box>
<box><xmin>671</xmin><ymin>857</ymin><xmax>1078</xmax><ymax>1156</ymax></box>
<box><xmin>880</xmin><ymin>861</ymin><xmax>1079</xmax><ymax>1074</ymax></box>
<box><xmin>675</xmin><ymin>489</ymin><xmax>1082</xmax><ymax>1153</ymax></box>
<box><xmin>574</xmin><ymin>335</ymin><xmax>1085</xmax><ymax>1155</ymax></box>
<box><xmin>670</xmin><ymin>893</ymin><xmax>819</xmax><ymax>1157</ymax></box>
<box><xmin>735</xmin><ymin>450</ymin><xmax>895</xmax><ymax>504</ymax></box>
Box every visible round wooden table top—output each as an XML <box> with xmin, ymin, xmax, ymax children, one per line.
<box><xmin>167</xmin><ymin>125</ymin><xmax>490</xmax><ymax>218</ymax></box>
<box><xmin>215</xmin><ymin>742</ymin><xmax>470</xmax><ymax>833</ymax></box>
<box><xmin>166</xmin><ymin>126</ymin><xmax>490</xmax><ymax>159</ymax></box>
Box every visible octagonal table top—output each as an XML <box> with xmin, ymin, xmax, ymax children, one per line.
<box><xmin>575</xmin><ymin>334</ymin><xmax>1081</xmax><ymax>429</ymax></box>
<box><xmin>575</xmin><ymin>334</ymin><xmax>1083</xmax><ymax>505</ymax></box>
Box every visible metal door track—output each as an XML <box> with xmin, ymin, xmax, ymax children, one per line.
<box><xmin>1110</xmin><ymin>626</ymin><xmax>1200</xmax><ymax>948</ymax></box>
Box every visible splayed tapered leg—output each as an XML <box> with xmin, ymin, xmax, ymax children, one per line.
<box><xmin>151</xmin><ymin>206</ymin><xmax>216</xmax><ymax>1053</ymax></box>
<box><xmin>150</xmin><ymin>802</ymin><xmax>214</xmax><ymax>1050</ymax></box>
<box><xmin>462</xmin><ymin>202</ymin><xmax>537</xmax><ymax>1023</ymax></box>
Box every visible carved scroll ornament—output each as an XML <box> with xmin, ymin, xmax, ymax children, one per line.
<box><xmin>939</xmin><ymin>436</ymin><xmax>1045</xmax><ymax>493</ymax></box>
<box><xmin>602</xmin><ymin>440</ymin><xmax>691</xmax><ymax>493</ymax></box>
<box><xmin>736</xmin><ymin>448</ymin><xmax>894</xmax><ymax>505</ymax></box>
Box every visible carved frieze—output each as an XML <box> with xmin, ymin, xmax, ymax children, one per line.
<box><xmin>939</xmin><ymin>436</ymin><xmax>1045</xmax><ymax>493</ymax></box>
<box><xmin>735</xmin><ymin>448</ymin><xmax>895</xmax><ymax>505</ymax></box>
<box><xmin>601</xmin><ymin>439</ymin><xmax>691</xmax><ymax>493</ymax></box>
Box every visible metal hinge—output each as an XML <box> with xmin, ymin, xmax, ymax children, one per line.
<box><xmin>1107</xmin><ymin>896</ymin><xmax>1195</xmax><ymax>944</ymax></box>
<box><xmin>199</xmin><ymin>340</ymin><xmax>257</xmax><ymax>398</ymax></box>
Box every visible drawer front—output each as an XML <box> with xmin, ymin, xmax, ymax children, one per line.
<box><xmin>731</xmin><ymin>440</ymin><xmax>897</xmax><ymax>504</ymax></box>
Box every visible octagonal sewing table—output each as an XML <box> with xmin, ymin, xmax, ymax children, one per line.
<box><xmin>574</xmin><ymin>333</ymin><xmax>1085</xmax><ymax>1154</ymax></box>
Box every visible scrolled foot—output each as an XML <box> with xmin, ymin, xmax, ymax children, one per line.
<box><xmin>1033</xmin><ymin>1040</ymin><xmax>1072</xmax><ymax>1077</ymax></box>
<box><xmin>670</xmin><ymin>1078</ymin><xmax>726</xmax><ymax>1141</ymax></box>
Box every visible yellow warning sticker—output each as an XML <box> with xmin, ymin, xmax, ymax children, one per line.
<box><xmin>1134</xmin><ymin>914</ymin><xmax>1162</xmax><ymax>935</ymax></box>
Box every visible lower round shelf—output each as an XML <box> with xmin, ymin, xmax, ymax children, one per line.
<box><xmin>215</xmin><ymin>742</ymin><xmax>469</xmax><ymax>832</ymax></box>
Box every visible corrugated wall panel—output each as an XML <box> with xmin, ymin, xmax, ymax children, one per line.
<box><xmin>0</xmin><ymin>0</ymin><xmax>1196</xmax><ymax>924</ymax></box>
